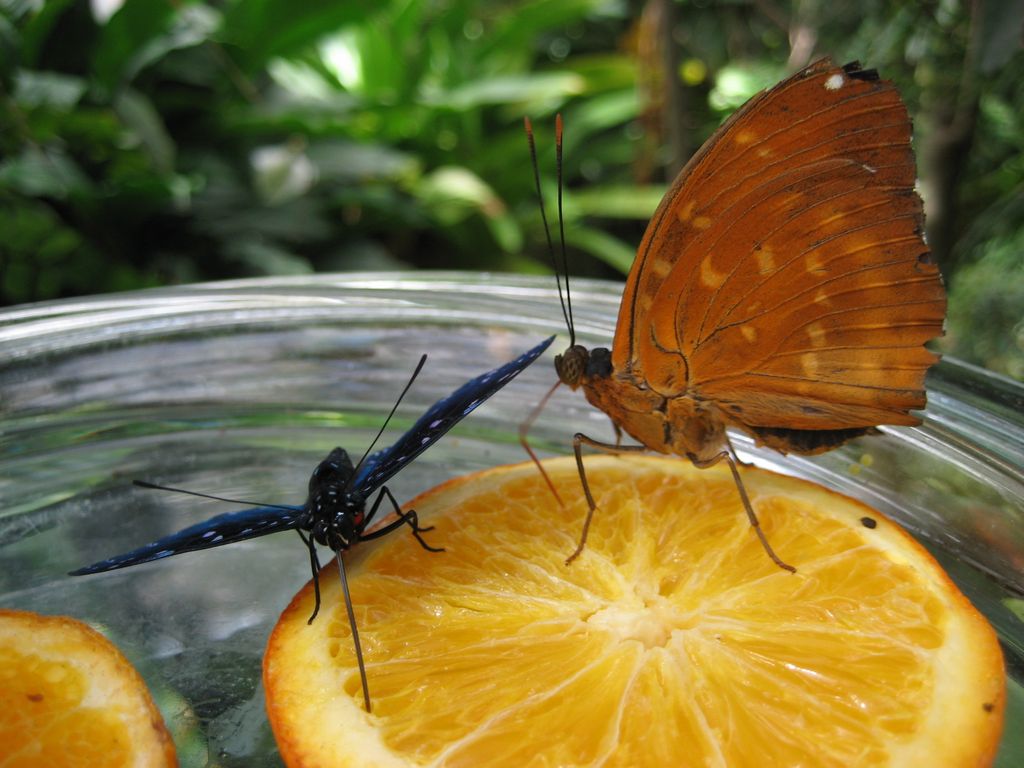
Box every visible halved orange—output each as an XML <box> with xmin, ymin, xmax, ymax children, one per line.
<box><xmin>264</xmin><ymin>455</ymin><xmax>1005</xmax><ymax>767</ymax></box>
<box><xmin>0</xmin><ymin>609</ymin><xmax>176</xmax><ymax>768</ymax></box>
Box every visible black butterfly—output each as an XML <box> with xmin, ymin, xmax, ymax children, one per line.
<box><xmin>71</xmin><ymin>335</ymin><xmax>554</xmax><ymax>711</ymax></box>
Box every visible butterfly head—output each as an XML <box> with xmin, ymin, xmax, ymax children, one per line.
<box><xmin>307</xmin><ymin>487</ymin><xmax>366</xmax><ymax>551</ymax></box>
<box><xmin>555</xmin><ymin>344</ymin><xmax>612</xmax><ymax>390</ymax></box>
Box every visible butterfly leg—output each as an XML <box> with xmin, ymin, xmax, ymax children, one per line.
<box><xmin>296</xmin><ymin>530</ymin><xmax>325</xmax><ymax>624</ymax></box>
<box><xmin>361</xmin><ymin>486</ymin><xmax>445</xmax><ymax>553</ymax></box>
<box><xmin>691</xmin><ymin>452</ymin><xmax>796</xmax><ymax>573</ymax></box>
<box><xmin>725</xmin><ymin>433</ymin><xmax>753</xmax><ymax>468</ymax></box>
<box><xmin>611</xmin><ymin>420</ymin><xmax>623</xmax><ymax>448</ymax></box>
<box><xmin>519</xmin><ymin>380</ymin><xmax>565</xmax><ymax>506</ymax></box>
<box><xmin>565</xmin><ymin>433</ymin><xmax>648</xmax><ymax>565</ymax></box>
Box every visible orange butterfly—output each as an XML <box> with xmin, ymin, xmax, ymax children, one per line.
<box><xmin>526</xmin><ymin>59</ymin><xmax>946</xmax><ymax>568</ymax></box>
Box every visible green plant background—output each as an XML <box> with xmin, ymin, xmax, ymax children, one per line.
<box><xmin>1</xmin><ymin>0</ymin><xmax>1022</xmax><ymax>378</ymax></box>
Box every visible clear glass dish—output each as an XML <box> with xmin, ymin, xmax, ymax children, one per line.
<box><xmin>1</xmin><ymin>272</ymin><xmax>1021</xmax><ymax>766</ymax></box>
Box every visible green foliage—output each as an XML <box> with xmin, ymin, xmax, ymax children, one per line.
<box><xmin>0</xmin><ymin>0</ymin><xmax>1021</xmax><ymax>377</ymax></box>
<box><xmin>0</xmin><ymin>0</ymin><xmax>650</xmax><ymax>301</ymax></box>
<box><xmin>944</xmin><ymin>197</ymin><xmax>1024</xmax><ymax>379</ymax></box>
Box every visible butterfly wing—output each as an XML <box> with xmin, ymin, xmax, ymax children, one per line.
<box><xmin>353</xmin><ymin>336</ymin><xmax>554</xmax><ymax>493</ymax></box>
<box><xmin>69</xmin><ymin>504</ymin><xmax>304</xmax><ymax>575</ymax></box>
<box><xmin>615</xmin><ymin>59</ymin><xmax>945</xmax><ymax>434</ymax></box>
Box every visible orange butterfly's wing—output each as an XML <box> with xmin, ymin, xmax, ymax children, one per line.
<box><xmin>613</xmin><ymin>59</ymin><xmax>945</xmax><ymax>438</ymax></box>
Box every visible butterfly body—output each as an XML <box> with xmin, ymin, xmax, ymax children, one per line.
<box><xmin>541</xmin><ymin>59</ymin><xmax>945</xmax><ymax>566</ymax></box>
<box><xmin>615</xmin><ymin>60</ymin><xmax>943</xmax><ymax>444</ymax></box>
<box><xmin>72</xmin><ymin>335</ymin><xmax>554</xmax><ymax>578</ymax></box>
<box><xmin>557</xmin><ymin>344</ymin><xmax>727</xmax><ymax>463</ymax></box>
<box><xmin>72</xmin><ymin>336</ymin><xmax>555</xmax><ymax>710</ymax></box>
<box><xmin>303</xmin><ymin>447</ymin><xmax>367</xmax><ymax>551</ymax></box>
<box><xmin>559</xmin><ymin>59</ymin><xmax>944</xmax><ymax>458</ymax></box>
<box><xmin>68</xmin><ymin>446</ymin><xmax>392</xmax><ymax>577</ymax></box>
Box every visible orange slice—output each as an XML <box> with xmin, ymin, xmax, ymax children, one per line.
<box><xmin>0</xmin><ymin>609</ymin><xmax>176</xmax><ymax>768</ymax></box>
<box><xmin>264</xmin><ymin>455</ymin><xmax>1005</xmax><ymax>767</ymax></box>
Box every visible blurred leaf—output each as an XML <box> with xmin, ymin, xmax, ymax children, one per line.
<box><xmin>977</xmin><ymin>0</ymin><xmax>1024</xmax><ymax>74</ymax></box>
<box><xmin>413</xmin><ymin>165</ymin><xmax>523</xmax><ymax>253</ymax></box>
<box><xmin>709</xmin><ymin>62</ymin><xmax>784</xmax><ymax>112</ymax></box>
<box><xmin>415</xmin><ymin>166</ymin><xmax>505</xmax><ymax>222</ymax></box>
<box><xmin>13</xmin><ymin>0</ymin><xmax>77</xmax><ymax>67</ymax></box>
<box><xmin>567</xmin><ymin>184</ymin><xmax>665</xmax><ymax>219</ymax></box>
<box><xmin>305</xmin><ymin>140</ymin><xmax>420</xmax><ymax>183</ymax></box>
<box><xmin>0</xmin><ymin>195</ymin><xmax>149</xmax><ymax>303</ymax></box>
<box><xmin>220</xmin><ymin>0</ymin><xmax>373</xmax><ymax>70</ymax></box>
<box><xmin>320</xmin><ymin>238</ymin><xmax>409</xmax><ymax>271</ymax></box>
<box><xmin>0</xmin><ymin>146</ymin><xmax>92</xmax><ymax>198</ymax></box>
<box><xmin>562</xmin><ymin>54</ymin><xmax>640</xmax><ymax>94</ymax></box>
<box><xmin>978</xmin><ymin>93</ymin><xmax>1023</xmax><ymax>151</ymax></box>
<box><xmin>91</xmin><ymin>0</ymin><xmax>176</xmax><ymax>93</ymax></box>
<box><xmin>332</xmin><ymin>22</ymin><xmax>403</xmax><ymax>100</ymax></box>
<box><xmin>191</xmin><ymin>158</ymin><xmax>333</xmax><ymax>241</ymax></box>
<box><xmin>0</xmin><ymin>196</ymin><xmax>81</xmax><ymax>260</ymax></box>
<box><xmin>564</xmin><ymin>225</ymin><xmax>635</xmax><ymax>273</ymax></box>
<box><xmin>486</xmin><ymin>212</ymin><xmax>523</xmax><ymax>254</ymax></box>
<box><xmin>133</xmin><ymin>4</ymin><xmax>221</xmax><ymax>74</ymax></box>
<box><xmin>1</xmin><ymin>17</ymin><xmax>21</xmax><ymax>88</ymax></box>
<box><xmin>478</xmin><ymin>0</ymin><xmax>615</xmax><ymax>64</ymax></box>
<box><xmin>423</xmin><ymin>72</ymin><xmax>586</xmax><ymax>110</ymax></box>
<box><xmin>2</xmin><ymin>0</ymin><xmax>1020</xmax><ymax>365</ymax></box>
<box><xmin>561</xmin><ymin>89</ymin><xmax>639</xmax><ymax>142</ymax></box>
<box><xmin>91</xmin><ymin>0</ymin><xmax>127</xmax><ymax>25</ymax></box>
<box><xmin>113</xmin><ymin>88</ymin><xmax>175</xmax><ymax>173</ymax></box>
<box><xmin>1007</xmin><ymin>598</ymin><xmax>1024</xmax><ymax>623</ymax></box>
<box><xmin>251</xmin><ymin>140</ymin><xmax>317</xmax><ymax>204</ymax></box>
<box><xmin>90</xmin><ymin>4</ymin><xmax>219</xmax><ymax>94</ymax></box>
<box><xmin>224</xmin><ymin>238</ymin><xmax>314</xmax><ymax>275</ymax></box>
<box><xmin>944</xmin><ymin>223</ymin><xmax>1024</xmax><ymax>379</ymax></box>
<box><xmin>266</xmin><ymin>56</ymin><xmax>352</xmax><ymax>103</ymax></box>
<box><xmin>13</xmin><ymin>69</ymin><xmax>87</xmax><ymax>109</ymax></box>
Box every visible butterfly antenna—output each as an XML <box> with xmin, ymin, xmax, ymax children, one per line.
<box><xmin>348</xmin><ymin>354</ymin><xmax>428</xmax><ymax>486</ymax></box>
<box><xmin>525</xmin><ymin>116</ymin><xmax>572</xmax><ymax>342</ymax></box>
<box><xmin>555</xmin><ymin>114</ymin><xmax>575</xmax><ymax>346</ymax></box>
<box><xmin>336</xmin><ymin>552</ymin><xmax>372</xmax><ymax>712</ymax></box>
<box><xmin>132</xmin><ymin>480</ymin><xmax>297</xmax><ymax>512</ymax></box>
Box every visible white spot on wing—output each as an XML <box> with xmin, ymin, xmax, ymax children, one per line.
<box><xmin>824</xmin><ymin>73</ymin><xmax>844</xmax><ymax>91</ymax></box>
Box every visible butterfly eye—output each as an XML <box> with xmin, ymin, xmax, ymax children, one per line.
<box><xmin>584</xmin><ymin>348</ymin><xmax>612</xmax><ymax>378</ymax></box>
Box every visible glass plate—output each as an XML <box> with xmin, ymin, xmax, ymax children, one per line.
<box><xmin>1</xmin><ymin>272</ymin><xmax>1021</xmax><ymax>766</ymax></box>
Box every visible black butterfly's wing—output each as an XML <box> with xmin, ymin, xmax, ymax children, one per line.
<box><xmin>69</xmin><ymin>504</ymin><xmax>304</xmax><ymax>575</ymax></box>
<box><xmin>353</xmin><ymin>335</ymin><xmax>555</xmax><ymax>493</ymax></box>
